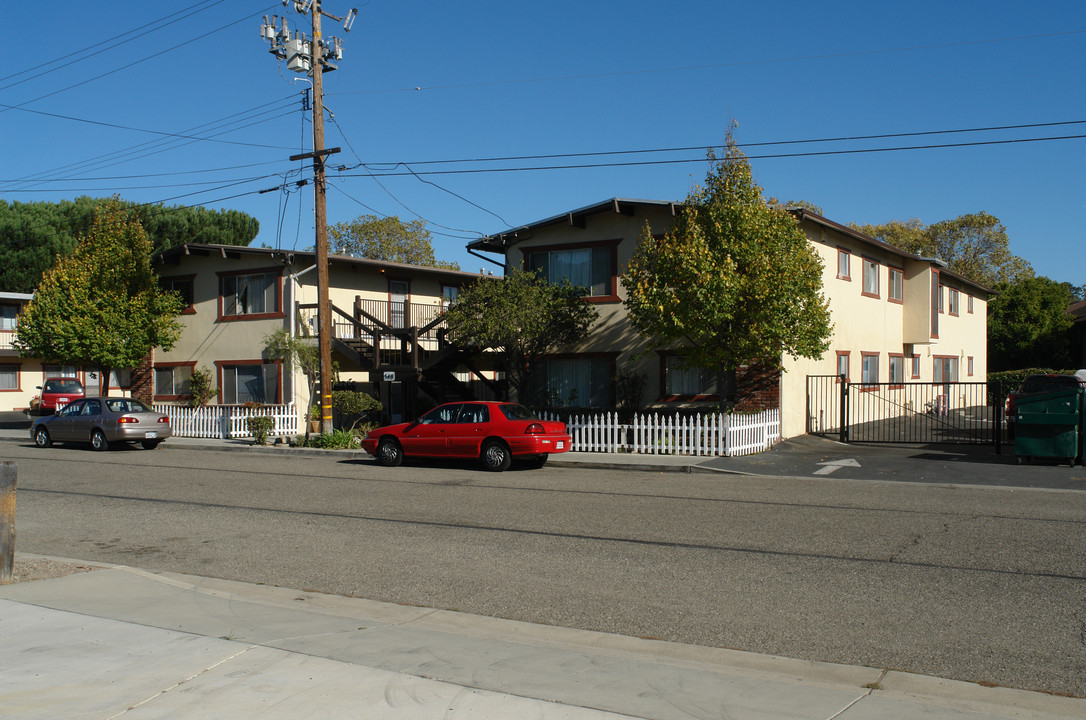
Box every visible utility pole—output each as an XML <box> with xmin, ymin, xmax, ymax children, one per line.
<box><xmin>262</xmin><ymin>2</ymin><xmax>356</xmax><ymax>435</ymax></box>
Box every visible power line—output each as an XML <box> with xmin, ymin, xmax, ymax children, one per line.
<box><xmin>328</xmin><ymin>29</ymin><xmax>1086</xmax><ymax>96</ymax></box>
<box><xmin>338</xmin><ymin>132</ymin><xmax>1086</xmax><ymax>178</ymax></box>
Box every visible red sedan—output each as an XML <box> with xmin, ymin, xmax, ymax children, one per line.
<box><xmin>362</xmin><ymin>401</ymin><xmax>571</xmax><ymax>471</ymax></box>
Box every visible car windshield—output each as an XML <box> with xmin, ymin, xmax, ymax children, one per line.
<box><xmin>497</xmin><ymin>404</ymin><xmax>539</xmax><ymax>421</ymax></box>
<box><xmin>44</xmin><ymin>379</ymin><xmax>83</xmax><ymax>393</ymax></box>
<box><xmin>106</xmin><ymin>398</ymin><xmax>151</xmax><ymax>413</ymax></box>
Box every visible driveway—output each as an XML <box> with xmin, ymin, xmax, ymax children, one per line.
<box><xmin>706</xmin><ymin>434</ymin><xmax>1086</xmax><ymax>490</ymax></box>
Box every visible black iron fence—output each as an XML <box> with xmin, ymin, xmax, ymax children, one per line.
<box><xmin>807</xmin><ymin>375</ymin><xmax>1004</xmax><ymax>448</ymax></box>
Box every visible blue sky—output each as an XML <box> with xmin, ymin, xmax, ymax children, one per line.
<box><xmin>3</xmin><ymin>1</ymin><xmax>1084</xmax><ymax>285</ymax></box>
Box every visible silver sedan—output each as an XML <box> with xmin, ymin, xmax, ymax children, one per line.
<box><xmin>31</xmin><ymin>397</ymin><xmax>172</xmax><ymax>451</ymax></box>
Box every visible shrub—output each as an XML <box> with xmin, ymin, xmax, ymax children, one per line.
<box><xmin>187</xmin><ymin>367</ymin><xmax>217</xmax><ymax>408</ymax></box>
<box><xmin>304</xmin><ymin>429</ymin><xmax>361</xmax><ymax>449</ymax></box>
<box><xmin>245</xmin><ymin>415</ymin><xmax>275</xmax><ymax>445</ymax></box>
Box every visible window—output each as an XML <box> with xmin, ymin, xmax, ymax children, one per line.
<box><xmin>911</xmin><ymin>355</ymin><xmax>921</xmax><ymax>379</ymax></box>
<box><xmin>948</xmin><ymin>288</ymin><xmax>960</xmax><ymax>316</ymax></box>
<box><xmin>441</xmin><ymin>285</ymin><xmax>458</xmax><ymax>308</ymax></box>
<box><xmin>888</xmin><ymin>267</ymin><xmax>903</xmax><ymax>303</ymax></box>
<box><xmin>0</xmin><ymin>364</ymin><xmax>18</xmax><ymax>391</ymax></box>
<box><xmin>534</xmin><ymin>357</ymin><xmax>611</xmax><ymax>407</ymax></box>
<box><xmin>161</xmin><ymin>276</ymin><xmax>195</xmax><ymax>313</ymax></box>
<box><xmin>967</xmin><ymin>294</ymin><xmax>974</xmax><ymax>314</ymax></box>
<box><xmin>938</xmin><ymin>284</ymin><xmax>945</xmax><ymax>313</ymax></box>
<box><xmin>861</xmin><ymin>353</ymin><xmax>879</xmax><ymax>387</ymax></box>
<box><xmin>889</xmin><ymin>355</ymin><xmax>905</xmax><ymax>385</ymax></box>
<box><xmin>0</xmin><ymin>304</ymin><xmax>17</xmax><ymax>331</ymax></box>
<box><xmin>837</xmin><ymin>249</ymin><xmax>851</xmax><ymax>280</ymax></box>
<box><xmin>862</xmin><ymin>258</ymin><xmax>879</xmax><ymax>297</ymax></box>
<box><xmin>220</xmin><ymin>270</ymin><xmax>280</xmax><ymax>319</ymax></box>
<box><xmin>154</xmin><ymin>364</ymin><xmax>193</xmax><ymax>398</ymax></box>
<box><xmin>664</xmin><ymin>355</ymin><xmax>717</xmax><ymax>398</ymax></box>
<box><xmin>968</xmin><ymin>356</ymin><xmax>974</xmax><ymax>377</ymax></box>
<box><xmin>220</xmin><ymin>362</ymin><xmax>280</xmax><ymax>404</ymax></box>
<box><xmin>110</xmin><ymin>368</ymin><xmax>132</xmax><ymax>389</ymax></box>
<box><xmin>43</xmin><ymin>364</ymin><xmax>80</xmax><ymax>379</ymax></box>
<box><xmin>934</xmin><ymin>356</ymin><xmax>959</xmax><ymax>384</ymax></box>
<box><xmin>836</xmin><ymin>351</ymin><xmax>850</xmax><ymax>381</ymax></box>
<box><xmin>526</xmin><ymin>243</ymin><xmax>615</xmax><ymax>298</ymax></box>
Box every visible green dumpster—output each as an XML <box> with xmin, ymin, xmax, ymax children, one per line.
<box><xmin>1014</xmin><ymin>387</ymin><xmax>1084</xmax><ymax>465</ymax></box>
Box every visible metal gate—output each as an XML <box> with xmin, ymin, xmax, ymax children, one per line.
<box><xmin>807</xmin><ymin>375</ymin><xmax>1003</xmax><ymax>448</ymax></box>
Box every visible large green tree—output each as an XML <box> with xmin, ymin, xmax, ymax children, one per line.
<box><xmin>0</xmin><ymin>197</ymin><xmax>259</xmax><ymax>293</ymax></box>
<box><xmin>14</xmin><ymin>201</ymin><xmax>185</xmax><ymax>381</ymax></box>
<box><xmin>442</xmin><ymin>268</ymin><xmax>597</xmax><ymax>400</ymax></box>
<box><xmin>328</xmin><ymin>214</ymin><xmax>460</xmax><ymax>270</ymax></box>
<box><xmin>621</xmin><ymin>134</ymin><xmax>832</xmax><ymax>398</ymax></box>
<box><xmin>987</xmin><ymin>276</ymin><xmax>1075</xmax><ymax>371</ymax></box>
<box><xmin>852</xmin><ymin>213</ymin><xmax>1032</xmax><ymax>288</ymax></box>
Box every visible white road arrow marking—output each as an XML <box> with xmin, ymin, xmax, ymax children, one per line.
<box><xmin>813</xmin><ymin>458</ymin><xmax>861</xmax><ymax>475</ymax></box>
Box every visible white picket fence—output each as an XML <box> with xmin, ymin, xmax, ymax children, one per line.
<box><xmin>153</xmin><ymin>403</ymin><xmax>299</xmax><ymax>439</ymax></box>
<box><xmin>541</xmin><ymin>409</ymin><xmax>781</xmax><ymax>457</ymax></box>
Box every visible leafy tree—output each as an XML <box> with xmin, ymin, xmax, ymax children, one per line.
<box><xmin>987</xmin><ymin>276</ymin><xmax>1074</xmax><ymax>371</ymax></box>
<box><xmin>264</xmin><ymin>328</ymin><xmax>325</xmax><ymax>439</ymax></box>
<box><xmin>442</xmin><ymin>268</ymin><xmax>598</xmax><ymax>400</ymax></box>
<box><xmin>0</xmin><ymin>197</ymin><xmax>258</xmax><ymax>293</ymax></box>
<box><xmin>621</xmin><ymin>134</ymin><xmax>832</xmax><ymax>405</ymax></box>
<box><xmin>14</xmin><ymin>201</ymin><xmax>185</xmax><ymax>383</ymax></box>
<box><xmin>852</xmin><ymin>213</ymin><xmax>1032</xmax><ymax>287</ymax></box>
<box><xmin>327</xmin><ymin>214</ymin><xmax>460</xmax><ymax>270</ymax></box>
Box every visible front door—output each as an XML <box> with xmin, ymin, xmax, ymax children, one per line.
<box><xmin>389</xmin><ymin>280</ymin><xmax>409</xmax><ymax>328</ymax></box>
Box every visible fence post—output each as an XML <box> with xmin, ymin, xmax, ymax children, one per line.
<box><xmin>1</xmin><ymin>462</ymin><xmax>15</xmax><ymax>585</ymax></box>
<box><xmin>838</xmin><ymin>374</ymin><xmax>849</xmax><ymax>443</ymax></box>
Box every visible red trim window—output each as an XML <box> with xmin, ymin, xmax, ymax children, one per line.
<box><xmin>837</xmin><ymin>248</ymin><xmax>852</xmax><ymax>281</ymax></box>
<box><xmin>835</xmin><ymin>351</ymin><xmax>850</xmax><ymax>382</ymax></box>
<box><xmin>888</xmin><ymin>353</ymin><xmax>905</xmax><ymax>387</ymax></box>
<box><xmin>160</xmin><ymin>275</ymin><xmax>196</xmax><ymax>315</ymax></box>
<box><xmin>911</xmin><ymin>355</ymin><xmax>921</xmax><ymax>379</ymax></box>
<box><xmin>948</xmin><ymin>287</ymin><xmax>960</xmax><ymax>317</ymax></box>
<box><xmin>215</xmin><ymin>360</ymin><xmax>282</xmax><ymax>405</ymax></box>
<box><xmin>860</xmin><ymin>352</ymin><xmax>879</xmax><ymax>389</ymax></box>
<box><xmin>861</xmin><ymin>257</ymin><xmax>880</xmax><ymax>298</ymax></box>
<box><xmin>217</xmin><ymin>267</ymin><xmax>284</xmax><ymax>322</ymax></box>
<box><xmin>154</xmin><ymin>361</ymin><xmax>195</xmax><ymax>402</ymax></box>
<box><xmin>888</xmin><ymin>266</ymin><xmax>903</xmax><ymax>304</ymax></box>
<box><xmin>967</xmin><ymin>356</ymin><xmax>974</xmax><ymax>377</ymax></box>
<box><xmin>0</xmin><ymin>362</ymin><xmax>21</xmax><ymax>392</ymax></box>
<box><xmin>524</xmin><ymin>239</ymin><xmax>621</xmax><ymax>303</ymax></box>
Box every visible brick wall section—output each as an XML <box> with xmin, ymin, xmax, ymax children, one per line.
<box><xmin>131</xmin><ymin>351</ymin><xmax>154</xmax><ymax>405</ymax></box>
<box><xmin>734</xmin><ymin>362</ymin><xmax>781</xmax><ymax>412</ymax></box>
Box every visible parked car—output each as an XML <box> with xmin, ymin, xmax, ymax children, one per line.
<box><xmin>1005</xmin><ymin>373</ymin><xmax>1086</xmax><ymax>439</ymax></box>
<box><xmin>34</xmin><ymin>377</ymin><xmax>85</xmax><ymax>414</ymax></box>
<box><xmin>362</xmin><ymin>401</ymin><xmax>571</xmax><ymax>471</ymax></box>
<box><xmin>31</xmin><ymin>396</ymin><xmax>172</xmax><ymax>451</ymax></box>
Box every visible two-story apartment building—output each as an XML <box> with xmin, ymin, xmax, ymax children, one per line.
<box><xmin>468</xmin><ymin>198</ymin><xmax>990</xmax><ymax>439</ymax></box>
<box><xmin>152</xmin><ymin>244</ymin><xmax>498</xmax><ymax>424</ymax></box>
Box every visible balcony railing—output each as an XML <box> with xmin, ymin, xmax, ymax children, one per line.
<box><xmin>295</xmin><ymin>298</ymin><xmax>451</xmax><ymax>367</ymax></box>
<box><xmin>0</xmin><ymin>331</ymin><xmax>16</xmax><ymax>352</ymax></box>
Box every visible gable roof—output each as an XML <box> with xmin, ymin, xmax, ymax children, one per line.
<box><xmin>155</xmin><ymin>243</ymin><xmax>488</xmax><ymax>282</ymax></box>
<box><xmin>469</xmin><ymin>197</ymin><xmax>992</xmax><ymax>296</ymax></box>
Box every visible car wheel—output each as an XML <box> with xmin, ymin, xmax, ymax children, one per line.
<box><xmin>141</xmin><ymin>440</ymin><xmax>162</xmax><ymax>450</ymax></box>
<box><xmin>481</xmin><ymin>440</ymin><xmax>512</xmax><ymax>472</ymax></box>
<box><xmin>33</xmin><ymin>427</ymin><xmax>52</xmax><ymax>448</ymax></box>
<box><xmin>90</xmin><ymin>429</ymin><xmax>109</xmax><ymax>452</ymax></box>
<box><xmin>376</xmin><ymin>437</ymin><xmax>403</xmax><ymax>467</ymax></box>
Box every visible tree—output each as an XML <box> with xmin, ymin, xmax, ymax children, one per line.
<box><xmin>442</xmin><ymin>269</ymin><xmax>598</xmax><ymax>400</ymax></box>
<box><xmin>264</xmin><ymin>328</ymin><xmax>323</xmax><ymax>439</ymax></box>
<box><xmin>327</xmin><ymin>214</ymin><xmax>460</xmax><ymax>270</ymax></box>
<box><xmin>14</xmin><ymin>201</ymin><xmax>185</xmax><ymax>384</ymax></box>
<box><xmin>621</xmin><ymin>134</ymin><xmax>833</xmax><ymax>404</ymax></box>
<box><xmin>987</xmin><ymin>276</ymin><xmax>1075</xmax><ymax>371</ymax></box>
<box><xmin>852</xmin><ymin>213</ymin><xmax>1032</xmax><ymax>287</ymax></box>
<box><xmin>0</xmin><ymin>197</ymin><xmax>259</xmax><ymax>293</ymax></box>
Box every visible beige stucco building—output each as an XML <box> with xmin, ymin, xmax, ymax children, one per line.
<box><xmin>469</xmin><ymin>198</ymin><xmax>990</xmax><ymax>439</ymax></box>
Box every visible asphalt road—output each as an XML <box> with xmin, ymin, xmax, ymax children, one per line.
<box><xmin>4</xmin><ymin>439</ymin><xmax>1085</xmax><ymax>698</ymax></box>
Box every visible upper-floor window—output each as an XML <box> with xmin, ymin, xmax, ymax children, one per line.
<box><xmin>888</xmin><ymin>267</ymin><xmax>903</xmax><ymax>303</ymax></box>
<box><xmin>862</xmin><ymin>258</ymin><xmax>879</xmax><ymax>298</ymax></box>
<box><xmin>526</xmin><ymin>243</ymin><xmax>615</xmax><ymax>299</ymax></box>
<box><xmin>220</xmin><ymin>270</ymin><xmax>281</xmax><ymax>320</ymax></box>
<box><xmin>0</xmin><ymin>304</ymin><xmax>19</xmax><ymax>331</ymax></box>
<box><xmin>948</xmin><ymin>288</ymin><xmax>960</xmax><ymax>316</ymax></box>
<box><xmin>967</xmin><ymin>294</ymin><xmax>974</xmax><ymax>314</ymax></box>
<box><xmin>441</xmin><ymin>285</ymin><xmax>459</xmax><ymax>308</ymax></box>
<box><xmin>161</xmin><ymin>276</ymin><xmax>195</xmax><ymax>314</ymax></box>
<box><xmin>837</xmin><ymin>249</ymin><xmax>851</xmax><ymax>280</ymax></box>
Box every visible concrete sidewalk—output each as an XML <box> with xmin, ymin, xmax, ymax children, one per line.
<box><xmin>3</xmin><ymin>556</ymin><xmax>1083</xmax><ymax>720</ymax></box>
